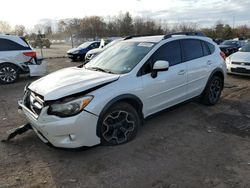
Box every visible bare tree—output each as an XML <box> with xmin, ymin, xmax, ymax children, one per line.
<box><xmin>14</xmin><ymin>25</ymin><xmax>25</xmax><ymax>36</ymax></box>
<box><xmin>0</xmin><ymin>21</ymin><xmax>11</xmax><ymax>34</ymax></box>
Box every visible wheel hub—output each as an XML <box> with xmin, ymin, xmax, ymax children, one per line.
<box><xmin>0</xmin><ymin>66</ymin><xmax>17</xmax><ymax>82</ymax></box>
<box><xmin>209</xmin><ymin>79</ymin><xmax>221</xmax><ymax>102</ymax></box>
<box><xmin>103</xmin><ymin>111</ymin><xmax>135</xmax><ymax>144</ymax></box>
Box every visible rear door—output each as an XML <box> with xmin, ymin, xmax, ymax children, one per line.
<box><xmin>140</xmin><ymin>40</ymin><xmax>188</xmax><ymax>116</ymax></box>
<box><xmin>181</xmin><ymin>39</ymin><xmax>210</xmax><ymax>98</ymax></box>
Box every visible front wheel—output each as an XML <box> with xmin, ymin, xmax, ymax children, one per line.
<box><xmin>0</xmin><ymin>64</ymin><xmax>20</xmax><ymax>84</ymax></box>
<box><xmin>200</xmin><ymin>75</ymin><xmax>223</xmax><ymax>105</ymax></box>
<box><xmin>98</xmin><ymin>102</ymin><xmax>141</xmax><ymax>145</ymax></box>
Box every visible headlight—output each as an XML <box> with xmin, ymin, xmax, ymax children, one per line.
<box><xmin>48</xmin><ymin>96</ymin><xmax>93</xmax><ymax>117</ymax></box>
<box><xmin>226</xmin><ymin>56</ymin><xmax>231</xmax><ymax>64</ymax></box>
<box><xmin>72</xmin><ymin>50</ymin><xmax>80</xmax><ymax>54</ymax></box>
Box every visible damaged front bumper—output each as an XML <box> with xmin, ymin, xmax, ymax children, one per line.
<box><xmin>13</xmin><ymin>100</ymin><xmax>101</xmax><ymax>148</ymax></box>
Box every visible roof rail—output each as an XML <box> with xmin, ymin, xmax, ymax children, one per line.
<box><xmin>124</xmin><ymin>34</ymin><xmax>159</xmax><ymax>40</ymax></box>
<box><xmin>163</xmin><ymin>32</ymin><xmax>206</xmax><ymax>39</ymax></box>
<box><xmin>124</xmin><ymin>35</ymin><xmax>143</xmax><ymax>40</ymax></box>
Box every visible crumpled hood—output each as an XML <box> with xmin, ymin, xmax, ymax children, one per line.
<box><xmin>28</xmin><ymin>67</ymin><xmax>119</xmax><ymax>100</ymax></box>
<box><xmin>230</xmin><ymin>52</ymin><xmax>250</xmax><ymax>62</ymax></box>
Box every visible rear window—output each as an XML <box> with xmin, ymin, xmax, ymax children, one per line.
<box><xmin>201</xmin><ymin>41</ymin><xmax>211</xmax><ymax>56</ymax></box>
<box><xmin>0</xmin><ymin>38</ymin><xmax>31</xmax><ymax>51</ymax></box>
<box><xmin>181</xmin><ymin>39</ymin><xmax>203</xmax><ymax>61</ymax></box>
<box><xmin>207</xmin><ymin>42</ymin><xmax>215</xmax><ymax>54</ymax></box>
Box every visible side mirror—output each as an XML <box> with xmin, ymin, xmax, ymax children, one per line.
<box><xmin>151</xmin><ymin>60</ymin><xmax>169</xmax><ymax>78</ymax></box>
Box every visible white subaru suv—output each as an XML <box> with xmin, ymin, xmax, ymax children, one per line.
<box><xmin>0</xmin><ymin>34</ymin><xmax>46</xmax><ymax>84</ymax></box>
<box><xmin>18</xmin><ymin>32</ymin><xmax>226</xmax><ymax>148</ymax></box>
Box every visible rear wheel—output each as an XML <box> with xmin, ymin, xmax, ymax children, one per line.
<box><xmin>0</xmin><ymin>63</ymin><xmax>20</xmax><ymax>84</ymax></box>
<box><xmin>200</xmin><ymin>75</ymin><xmax>223</xmax><ymax>105</ymax></box>
<box><xmin>99</xmin><ymin>102</ymin><xmax>141</xmax><ymax>145</ymax></box>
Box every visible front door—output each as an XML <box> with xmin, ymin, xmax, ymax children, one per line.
<box><xmin>140</xmin><ymin>40</ymin><xmax>188</xmax><ymax>116</ymax></box>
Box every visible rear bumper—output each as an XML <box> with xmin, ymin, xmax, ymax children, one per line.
<box><xmin>18</xmin><ymin>100</ymin><xmax>101</xmax><ymax>148</ymax></box>
<box><xmin>19</xmin><ymin>59</ymin><xmax>47</xmax><ymax>76</ymax></box>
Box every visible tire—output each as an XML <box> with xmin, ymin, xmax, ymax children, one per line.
<box><xmin>98</xmin><ymin>102</ymin><xmax>141</xmax><ymax>145</ymax></box>
<box><xmin>0</xmin><ymin>63</ymin><xmax>20</xmax><ymax>84</ymax></box>
<box><xmin>200</xmin><ymin>75</ymin><xmax>223</xmax><ymax>105</ymax></box>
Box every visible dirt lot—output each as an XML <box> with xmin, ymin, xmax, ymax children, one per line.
<box><xmin>35</xmin><ymin>44</ymin><xmax>72</xmax><ymax>58</ymax></box>
<box><xmin>0</xmin><ymin>57</ymin><xmax>250</xmax><ymax>188</ymax></box>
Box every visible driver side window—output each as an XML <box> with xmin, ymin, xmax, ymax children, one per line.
<box><xmin>140</xmin><ymin>40</ymin><xmax>182</xmax><ymax>75</ymax></box>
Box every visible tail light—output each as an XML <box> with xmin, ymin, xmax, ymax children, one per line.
<box><xmin>220</xmin><ymin>51</ymin><xmax>226</xmax><ymax>61</ymax></box>
<box><xmin>23</xmin><ymin>51</ymin><xmax>37</xmax><ymax>58</ymax></box>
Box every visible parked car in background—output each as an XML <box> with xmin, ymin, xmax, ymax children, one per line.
<box><xmin>67</xmin><ymin>41</ymin><xmax>100</xmax><ymax>61</ymax></box>
<box><xmin>219</xmin><ymin>40</ymin><xmax>242</xmax><ymax>56</ymax></box>
<box><xmin>0</xmin><ymin>34</ymin><xmax>46</xmax><ymax>84</ymax></box>
<box><xmin>18</xmin><ymin>32</ymin><xmax>226</xmax><ymax>148</ymax></box>
<box><xmin>226</xmin><ymin>42</ymin><xmax>250</xmax><ymax>75</ymax></box>
<box><xmin>213</xmin><ymin>38</ymin><xmax>224</xmax><ymax>45</ymax></box>
<box><xmin>85</xmin><ymin>38</ymin><xmax>123</xmax><ymax>62</ymax></box>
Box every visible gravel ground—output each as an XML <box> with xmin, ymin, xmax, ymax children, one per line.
<box><xmin>0</xmin><ymin>58</ymin><xmax>250</xmax><ymax>188</ymax></box>
<box><xmin>35</xmin><ymin>44</ymin><xmax>72</xmax><ymax>59</ymax></box>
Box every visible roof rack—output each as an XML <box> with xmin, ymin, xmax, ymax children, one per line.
<box><xmin>124</xmin><ymin>34</ymin><xmax>160</xmax><ymax>40</ymax></box>
<box><xmin>163</xmin><ymin>32</ymin><xmax>206</xmax><ymax>39</ymax></box>
<box><xmin>124</xmin><ymin>35</ymin><xmax>144</xmax><ymax>40</ymax></box>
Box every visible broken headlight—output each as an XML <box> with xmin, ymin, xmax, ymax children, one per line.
<box><xmin>48</xmin><ymin>96</ymin><xmax>93</xmax><ymax>117</ymax></box>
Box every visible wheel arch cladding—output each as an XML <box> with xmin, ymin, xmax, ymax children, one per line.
<box><xmin>0</xmin><ymin>62</ymin><xmax>21</xmax><ymax>72</ymax></box>
<box><xmin>96</xmin><ymin>94</ymin><xmax>144</xmax><ymax>137</ymax></box>
<box><xmin>208</xmin><ymin>68</ymin><xmax>224</xmax><ymax>89</ymax></box>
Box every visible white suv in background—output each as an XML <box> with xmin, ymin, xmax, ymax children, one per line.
<box><xmin>18</xmin><ymin>32</ymin><xmax>226</xmax><ymax>148</ymax></box>
<box><xmin>0</xmin><ymin>34</ymin><xmax>46</xmax><ymax>84</ymax></box>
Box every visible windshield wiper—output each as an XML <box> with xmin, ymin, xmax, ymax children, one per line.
<box><xmin>88</xmin><ymin>67</ymin><xmax>115</xmax><ymax>74</ymax></box>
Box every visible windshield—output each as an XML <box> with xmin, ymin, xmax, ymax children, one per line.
<box><xmin>240</xmin><ymin>43</ymin><xmax>250</xmax><ymax>52</ymax></box>
<box><xmin>103</xmin><ymin>39</ymin><xmax>122</xmax><ymax>50</ymax></box>
<box><xmin>221</xmin><ymin>40</ymin><xmax>238</xmax><ymax>46</ymax></box>
<box><xmin>78</xmin><ymin>42</ymin><xmax>93</xmax><ymax>48</ymax></box>
<box><xmin>85</xmin><ymin>41</ymin><xmax>155</xmax><ymax>74</ymax></box>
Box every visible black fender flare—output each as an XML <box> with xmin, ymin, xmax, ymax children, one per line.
<box><xmin>96</xmin><ymin>94</ymin><xmax>144</xmax><ymax>137</ymax></box>
<box><xmin>204</xmin><ymin>68</ymin><xmax>225</xmax><ymax>91</ymax></box>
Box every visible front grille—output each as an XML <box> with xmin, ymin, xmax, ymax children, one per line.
<box><xmin>23</xmin><ymin>90</ymin><xmax>44</xmax><ymax>117</ymax></box>
<box><xmin>231</xmin><ymin>67</ymin><xmax>250</xmax><ymax>74</ymax></box>
<box><xmin>232</xmin><ymin>62</ymin><xmax>250</xmax><ymax>66</ymax></box>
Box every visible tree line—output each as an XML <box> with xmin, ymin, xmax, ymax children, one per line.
<box><xmin>1</xmin><ymin>12</ymin><xmax>250</xmax><ymax>41</ymax></box>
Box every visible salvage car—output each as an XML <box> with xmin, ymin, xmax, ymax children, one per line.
<box><xmin>15</xmin><ymin>32</ymin><xmax>226</xmax><ymax>148</ymax></box>
<box><xmin>67</xmin><ymin>41</ymin><xmax>100</xmax><ymax>61</ymax></box>
<box><xmin>226</xmin><ymin>42</ymin><xmax>250</xmax><ymax>75</ymax></box>
<box><xmin>219</xmin><ymin>40</ymin><xmax>242</xmax><ymax>56</ymax></box>
<box><xmin>0</xmin><ymin>34</ymin><xmax>47</xmax><ymax>84</ymax></box>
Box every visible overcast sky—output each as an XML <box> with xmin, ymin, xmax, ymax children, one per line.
<box><xmin>1</xmin><ymin>0</ymin><xmax>250</xmax><ymax>29</ymax></box>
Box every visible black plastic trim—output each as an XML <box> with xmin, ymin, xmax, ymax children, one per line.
<box><xmin>96</xmin><ymin>94</ymin><xmax>144</xmax><ymax>137</ymax></box>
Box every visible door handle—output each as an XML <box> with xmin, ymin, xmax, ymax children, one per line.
<box><xmin>207</xmin><ymin>60</ymin><xmax>212</xmax><ymax>65</ymax></box>
<box><xmin>178</xmin><ymin>70</ymin><xmax>185</xmax><ymax>75</ymax></box>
